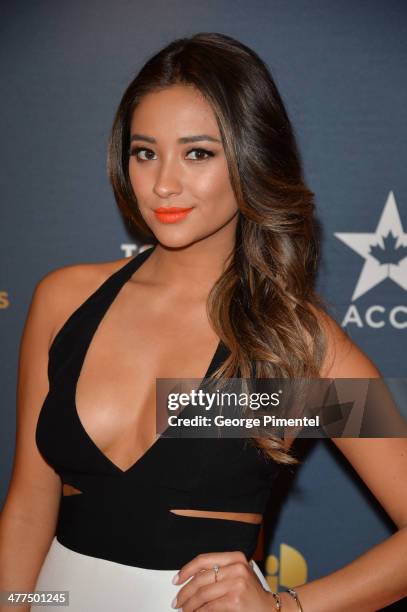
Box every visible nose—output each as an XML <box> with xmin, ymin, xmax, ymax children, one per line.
<box><xmin>153</xmin><ymin>156</ymin><xmax>183</xmax><ymax>198</ymax></box>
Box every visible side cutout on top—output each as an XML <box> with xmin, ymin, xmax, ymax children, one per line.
<box><xmin>62</xmin><ymin>484</ymin><xmax>83</xmax><ymax>496</ymax></box>
<box><xmin>169</xmin><ymin>509</ymin><xmax>262</xmax><ymax>524</ymax></box>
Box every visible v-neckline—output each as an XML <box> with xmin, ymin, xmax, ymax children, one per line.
<box><xmin>72</xmin><ymin>247</ymin><xmax>223</xmax><ymax>477</ymax></box>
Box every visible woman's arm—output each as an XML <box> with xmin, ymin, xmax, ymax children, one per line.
<box><xmin>0</xmin><ymin>259</ymin><xmax>120</xmax><ymax>612</ymax></box>
<box><xmin>284</xmin><ymin>312</ymin><xmax>407</xmax><ymax>611</ymax></box>
<box><xmin>162</xmin><ymin>311</ymin><xmax>407</xmax><ymax>611</ymax></box>
<box><xmin>0</xmin><ymin>272</ymin><xmax>64</xmax><ymax>610</ymax></box>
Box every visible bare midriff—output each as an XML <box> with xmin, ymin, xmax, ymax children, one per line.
<box><xmin>169</xmin><ymin>508</ymin><xmax>262</xmax><ymax>524</ymax></box>
<box><xmin>62</xmin><ymin>484</ymin><xmax>262</xmax><ymax>524</ymax></box>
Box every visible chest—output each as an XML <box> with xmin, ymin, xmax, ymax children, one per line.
<box><xmin>42</xmin><ymin>273</ymin><xmax>222</xmax><ymax>474</ymax></box>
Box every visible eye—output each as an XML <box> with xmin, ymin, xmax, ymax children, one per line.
<box><xmin>128</xmin><ymin>147</ymin><xmax>215</xmax><ymax>162</ymax></box>
<box><xmin>185</xmin><ymin>148</ymin><xmax>215</xmax><ymax>161</ymax></box>
<box><xmin>128</xmin><ymin>147</ymin><xmax>156</xmax><ymax>162</ymax></box>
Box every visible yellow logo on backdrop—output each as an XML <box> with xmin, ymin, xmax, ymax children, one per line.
<box><xmin>265</xmin><ymin>543</ymin><xmax>307</xmax><ymax>592</ymax></box>
<box><xmin>0</xmin><ymin>291</ymin><xmax>10</xmax><ymax>309</ymax></box>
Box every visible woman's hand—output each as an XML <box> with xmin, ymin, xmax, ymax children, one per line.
<box><xmin>171</xmin><ymin>550</ymin><xmax>276</xmax><ymax>611</ymax></box>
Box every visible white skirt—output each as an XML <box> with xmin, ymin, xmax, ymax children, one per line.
<box><xmin>33</xmin><ymin>537</ymin><xmax>271</xmax><ymax>611</ymax></box>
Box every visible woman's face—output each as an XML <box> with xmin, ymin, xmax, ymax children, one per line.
<box><xmin>128</xmin><ymin>84</ymin><xmax>239</xmax><ymax>249</ymax></box>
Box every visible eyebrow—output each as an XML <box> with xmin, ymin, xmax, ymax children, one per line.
<box><xmin>130</xmin><ymin>133</ymin><xmax>222</xmax><ymax>144</ymax></box>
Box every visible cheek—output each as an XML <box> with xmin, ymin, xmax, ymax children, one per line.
<box><xmin>193</xmin><ymin>163</ymin><xmax>237</xmax><ymax>215</ymax></box>
<box><xmin>128</xmin><ymin>165</ymin><xmax>149</xmax><ymax>198</ymax></box>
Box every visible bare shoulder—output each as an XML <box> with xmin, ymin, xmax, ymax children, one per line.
<box><xmin>2</xmin><ymin>254</ymin><xmax>132</xmax><ymax>517</ymax></box>
<box><xmin>307</xmin><ymin>302</ymin><xmax>382</xmax><ymax>379</ymax></box>
<box><xmin>306</xmin><ymin>304</ymin><xmax>398</xmax><ymax>464</ymax></box>
<box><xmin>34</xmin><ymin>254</ymin><xmax>131</xmax><ymax>349</ymax></box>
<box><xmin>277</xmin><ymin>303</ymin><xmax>383</xmax><ymax>455</ymax></box>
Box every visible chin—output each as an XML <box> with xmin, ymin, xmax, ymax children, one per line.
<box><xmin>152</xmin><ymin>227</ymin><xmax>208</xmax><ymax>251</ymax></box>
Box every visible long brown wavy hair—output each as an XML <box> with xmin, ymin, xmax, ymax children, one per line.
<box><xmin>107</xmin><ymin>32</ymin><xmax>330</xmax><ymax>466</ymax></box>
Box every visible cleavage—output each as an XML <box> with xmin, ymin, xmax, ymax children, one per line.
<box><xmin>75</xmin><ymin>282</ymin><xmax>220</xmax><ymax>473</ymax></box>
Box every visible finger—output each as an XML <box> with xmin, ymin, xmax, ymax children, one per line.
<box><xmin>181</xmin><ymin>577</ymin><xmax>239</xmax><ymax>612</ymax></box>
<box><xmin>174</xmin><ymin>550</ymin><xmax>248</xmax><ymax>585</ymax></box>
<box><xmin>175</xmin><ymin>560</ymin><xmax>253</xmax><ymax>609</ymax></box>
<box><xmin>196</xmin><ymin>594</ymin><xmax>237</xmax><ymax>612</ymax></box>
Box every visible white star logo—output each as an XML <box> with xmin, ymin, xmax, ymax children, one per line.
<box><xmin>334</xmin><ymin>191</ymin><xmax>407</xmax><ymax>301</ymax></box>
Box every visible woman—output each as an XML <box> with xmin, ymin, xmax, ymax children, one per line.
<box><xmin>1</xmin><ymin>32</ymin><xmax>406</xmax><ymax>612</ymax></box>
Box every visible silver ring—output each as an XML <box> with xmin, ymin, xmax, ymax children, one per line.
<box><xmin>212</xmin><ymin>564</ymin><xmax>220</xmax><ymax>582</ymax></box>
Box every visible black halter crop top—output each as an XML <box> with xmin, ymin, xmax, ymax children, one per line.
<box><xmin>35</xmin><ymin>246</ymin><xmax>280</xmax><ymax>570</ymax></box>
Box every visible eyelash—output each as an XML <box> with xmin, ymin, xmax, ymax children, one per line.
<box><xmin>128</xmin><ymin>147</ymin><xmax>215</xmax><ymax>162</ymax></box>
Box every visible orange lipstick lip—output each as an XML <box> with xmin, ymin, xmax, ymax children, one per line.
<box><xmin>153</xmin><ymin>207</ymin><xmax>194</xmax><ymax>224</ymax></box>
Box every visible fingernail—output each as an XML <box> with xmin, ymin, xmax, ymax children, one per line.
<box><xmin>172</xmin><ymin>572</ymin><xmax>179</xmax><ymax>584</ymax></box>
<box><xmin>170</xmin><ymin>595</ymin><xmax>177</xmax><ymax>608</ymax></box>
